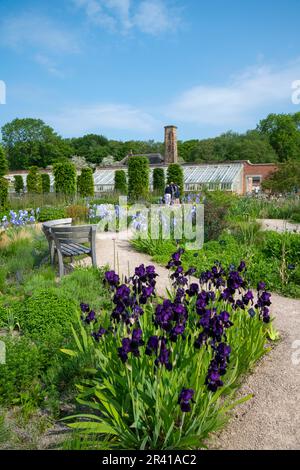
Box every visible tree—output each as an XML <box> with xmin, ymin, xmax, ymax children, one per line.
<box><xmin>152</xmin><ymin>168</ymin><xmax>165</xmax><ymax>194</ymax></box>
<box><xmin>0</xmin><ymin>144</ymin><xmax>8</xmax><ymax>209</ymax></box>
<box><xmin>77</xmin><ymin>167</ymin><xmax>94</xmax><ymax>197</ymax></box>
<box><xmin>41</xmin><ymin>173</ymin><xmax>51</xmax><ymax>194</ymax></box>
<box><xmin>0</xmin><ymin>177</ymin><xmax>8</xmax><ymax>209</ymax></box>
<box><xmin>257</xmin><ymin>113</ymin><xmax>300</xmax><ymax>162</ymax></box>
<box><xmin>262</xmin><ymin>161</ymin><xmax>300</xmax><ymax>193</ymax></box>
<box><xmin>167</xmin><ymin>164</ymin><xmax>184</xmax><ymax>193</ymax></box>
<box><xmin>128</xmin><ymin>156</ymin><xmax>149</xmax><ymax>201</ymax></box>
<box><xmin>14</xmin><ymin>175</ymin><xmax>24</xmax><ymax>194</ymax></box>
<box><xmin>178</xmin><ymin>140</ymin><xmax>199</xmax><ymax>161</ymax></box>
<box><xmin>0</xmin><ymin>145</ymin><xmax>8</xmax><ymax>176</ymax></box>
<box><xmin>114</xmin><ymin>170</ymin><xmax>127</xmax><ymax>194</ymax></box>
<box><xmin>26</xmin><ymin>166</ymin><xmax>42</xmax><ymax>193</ymax></box>
<box><xmin>1</xmin><ymin>118</ymin><xmax>73</xmax><ymax>169</ymax></box>
<box><xmin>53</xmin><ymin>161</ymin><xmax>76</xmax><ymax>196</ymax></box>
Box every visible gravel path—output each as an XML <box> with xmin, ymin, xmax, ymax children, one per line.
<box><xmin>89</xmin><ymin>232</ymin><xmax>300</xmax><ymax>450</ymax></box>
<box><xmin>258</xmin><ymin>219</ymin><xmax>300</xmax><ymax>233</ymax></box>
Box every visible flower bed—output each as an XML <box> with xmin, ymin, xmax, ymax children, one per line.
<box><xmin>65</xmin><ymin>248</ymin><xmax>275</xmax><ymax>449</ymax></box>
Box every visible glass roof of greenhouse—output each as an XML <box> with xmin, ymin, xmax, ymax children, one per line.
<box><xmin>93</xmin><ymin>163</ymin><xmax>243</xmax><ymax>186</ymax></box>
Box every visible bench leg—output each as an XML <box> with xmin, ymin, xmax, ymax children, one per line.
<box><xmin>57</xmin><ymin>251</ymin><xmax>65</xmax><ymax>278</ymax></box>
<box><xmin>91</xmin><ymin>246</ymin><xmax>97</xmax><ymax>267</ymax></box>
<box><xmin>50</xmin><ymin>242</ymin><xmax>55</xmax><ymax>265</ymax></box>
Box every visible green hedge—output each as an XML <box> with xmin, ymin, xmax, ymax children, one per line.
<box><xmin>114</xmin><ymin>169</ymin><xmax>127</xmax><ymax>194</ymax></box>
<box><xmin>153</xmin><ymin>168</ymin><xmax>165</xmax><ymax>194</ymax></box>
<box><xmin>27</xmin><ymin>166</ymin><xmax>42</xmax><ymax>193</ymax></box>
<box><xmin>0</xmin><ymin>177</ymin><xmax>8</xmax><ymax>209</ymax></box>
<box><xmin>167</xmin><ymin>164</ymin><xmax>184</xmax><ymax>194</ymax></box>
<box><xmin>128</xmin><ymin>155</ymin><xmax>149</xmax><ymax>201</ymax></box>
<box><xmin>14</xmin><ymin>175</ymin><xmax>24</xmax><ymax>194</ymax></box>
<box><xmin>77</xmin><ymin>168</ymin><xmax>94</xmax><ymax>197</ymax></box>
<box><xmin>41</xmin><ymin>173</ymin><xmax>50</xmax><ymax>193</ymax></box>
<box><xmin>53</xmin><ymin>161</ymin><xmax>76</xmax><ymax>195</ymax></box>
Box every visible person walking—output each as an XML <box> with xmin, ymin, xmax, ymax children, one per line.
<box><xmin>164</xmin><ymin>183</ymin><xmax>172</xmax><ymax>205</ymax></box>
<box><xmin>174</xmin><ymin>183</ymin><xmax>180</xmax><ymax>204</ymax></box>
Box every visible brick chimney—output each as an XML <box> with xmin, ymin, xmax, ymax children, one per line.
<box><xmin>164</xmin><ymin>125</ymin><xmax>178</xmax><ymax>164</ymax></box>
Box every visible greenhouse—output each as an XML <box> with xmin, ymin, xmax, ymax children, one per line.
<box><xmin>92</xmin><ymin>162</ymin><xmax>244</xmax><ymax>193</ymax></box>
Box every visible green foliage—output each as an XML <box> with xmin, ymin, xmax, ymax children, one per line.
<box><xmin>41</xmin><ymin>173</ymin><xmax>50</xmax><ymax>194</ymax></box>
<box><xmin>64</xmin><ymin>265</ymin><xmax>271</xmax><ymax>449</ymax></box>
<box><xmin>15</xmin><ymin>289</ymin><xmax>78</xmax><ymax>357</ymax></box>
<box><xmin>37</xmin><ymin>206</ymin><xmax>66</xmax><ymax>222</ymax></box>
<box><xmin>53</xmin><ymin>161</ymin><xmax>76</xmax><ymax>196</ymax></box>
<box><xmin>167</xmin><ymin>164</ymin><xmax>184</xmax><ymax>193</ymax></box>
<box><xmin>1</xmin><ymin>118</ymin><xmax>73</xmax><ymax>170</ymax></box>
<box><xmin>114</xmin><ymin>170</ymin><xmax>127</xmax><ymax>194</ymax></box>
<box><xmin>77</xmin><ymin>168</ymin><xmax>94</xmax><ymax>197</ymax></box>
<box><xmin>26</xmin><ymin>166</ymin><xmax>42</xmax><ymax>193</ymax></box>
<box><xmin>14</xmin><ymin>175</ymin><xmax>24</xmax><ymax>194</ymax></box>
<box><xmin>262</xmin><ymin>161</ymin><xmax>300</xmax><ymax>193</ymax></box>
<box><xmin>0</xmin><ymin>336</ymin><xmax>42</xmax><ymax>405</ymax></box>
<box><xmin>0</xmin><ymin>230</ymin><xmax>48</xmax><ymax>289</ymax></box>
<box><xmin>258</xmin><ymin>113</ymin><xmax>300</xmax><ymax>162</ymax></box>
<box><xmin>0</xmin><ymin>144</ymin><xmax>8</xmax><ymax>177</ymax></box>
<box><xmin>184</xmin><ymin>131</ymin><xmax>278</xmax><ymax>164</ymax></box>
<box><xmin>204</xmin><ymin>191</ymin><xmax>236</xmax><ymax>241</ymax></box>
<box><xmin>128</xmin><ymin>155</ymin><xmax>149</xmax><ymax>201</ymax></box>
<box><xmin>0</xmin><ymin>177</ymin><xmax>9</xmax><ymax>209</ymax></box>
<box><xmin>152</xmin><ymin>168</ymin><xmax>165</xmax><ymax>194</ymax></box>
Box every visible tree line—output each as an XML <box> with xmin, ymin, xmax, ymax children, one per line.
<box><xmin>1</xmin><ymin>112</ymin><xmax>300</xmax><ymax>171</ymax></box>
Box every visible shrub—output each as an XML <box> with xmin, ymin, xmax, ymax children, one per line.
<box><xmin>152</xmin><ymin>168</ymin><xmax>165</xmax><ymax>194</ymax></box>
<box><xmin>37</xmin><ymin>206</ymin><xmax>66</xmax><ymax>222</ymax></box>
<box><xmin>167</xmin><ymin>163</ymin><xmax>184</xmax><ymax>194</ymax></box>
<box><xmin>114</xmin><ymin>170</ymin><xmax>127</xmax><ymax>194</ymax></box>
<box><xmin>14</xmin><ymin>175</ymin><xmax>24</xmax><ymax>194</ymax></box>
<box><xmin>204</xmin><ymin>191</ymin><xmax>236</xmax><ymax>241</ymax></box>
<box><xmin>128</xmin><ymin>156</ymin><xmax>149</xmax><ymax>201</ymax></box>
<box><xmin>15</xmin><ymin>288</ymin><xmax>79</xmax><ymax>361</ymax></box>
<box><xmin>0</xmin><ymin>336</ymin><xmax>42</xmax><ymax>405</ymax></box>
<box><xmin>0</xmin><ymin>145</ymin><xmax>8</xmax><ymax>177</ymax></box>
<box><xmin>27</xmin><ymin>166</ymin><xmax>42</xmax><ymax>193</ymax></box>
<box><xmin>53</xmin><ymin>161</ymin><xmax>76</xmax><ymax>196</ymax></box>
<box><xmin>66</xmin><ymin>251</ymin><xmax>274</xmax><ymax>449</ymax></box>
<box><xmin>65</xmin><ymin>204</ymin><xmax>88</xmax><ymax>222</ymax></box>
<box><xmin>41</xmin><ymin>173</ymin><xmax>50</xmax><ymax>194</ymax></box>
<box><xmin>77</xmin><ymin>168</ymin><xmax>94</xmax><ymax>197</ymax></box>
<box><xmin>0</xmin><ymin>177</ymin><xmax>8</xmax><ymax>210</ymax></box>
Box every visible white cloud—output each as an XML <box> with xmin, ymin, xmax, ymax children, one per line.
<box><xmin>34</xmin><ymin>54</ymin><xmax>65</xmax><ymax>78</ymax></box>
<box><xmin>44</xmin><ymin>103</ymin><xmax>160</xmax><ymax>136</ymax></box>
<box><xmin>0</xmin><ymin>13</ymin><xmax>80</xmax><ymax>54</ymax></box>
<box><xmin>73</xmin><ymin>0</ymin><xmax>180</xmax><ymax>35</ymax></box>
<box><xmin>134</xmin><ymin>1</ymin><xmax>179</xmax><ymax>35</ymax></box>
<box><xmin>167</xmin><ymin>60</ymin><xmax>300</xmax><ymax>127</ymax></box>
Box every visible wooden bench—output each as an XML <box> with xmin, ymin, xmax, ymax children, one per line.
<box><xmin>42</xmin><ymin>220</ymin><xmax>97</xmax><ymax>277</ymax></box>
<box><xmin>42</xmin><ymin>218</ymin><xmax>72</xmax><ymax>265</ymax></box>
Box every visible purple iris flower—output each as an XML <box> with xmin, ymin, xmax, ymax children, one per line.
<box><xmin>145</xmin><ymin>335</ymin><xmax>159</xmax><ymax>355</ymax></box>
<box><xmin>80</xmin><ymin>302</ymin><xmax>90</xmax><ymax>313</ymax></box>
<box><xmin>155</xmin><ymin>338</ymin><xmax>172</xmax><ymax>371</ymax></box>
<box><xmin>186</xmin><ymin>283</ymin><xmax>199</xmax><ymax>297</ymax></box>
<box><xmin>105</xmin><ymin>270</ymin><xmax>120</xmax><ymax>287</ymax></box>
<box><xmin>178</xmin><ymin>388</ymin><xmax>195</xmax><ymax>412</ymax></box>
<box><xmin>257</xmin><ymin>281</ymin><xmax>266</xmax><ymax>291</ymax></box>
<box><xmin>85</xmin><ymin>310</ymin><xmax>96</xmax><ymax>324</ymax></box>
<box><xmin>92</xmin><ymin>327</ymin><xmax>107</xmax><ymax>341</ymax></box>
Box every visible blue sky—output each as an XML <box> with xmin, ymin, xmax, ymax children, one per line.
<box><xmin>1</xmin><ymin>0</ymin><xmax>300</xmax><ymax>141</ymax></box>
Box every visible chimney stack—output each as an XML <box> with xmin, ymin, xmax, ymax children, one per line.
<box><xmin>164</xmin><ymin>125</ymin><xmax>178</xmax><ymax>164</ymax></box>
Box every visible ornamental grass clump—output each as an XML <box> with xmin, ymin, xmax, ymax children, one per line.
<box><xmin>65</xmin><ymin>249</ymin><xmax>276</xmax><ymax>449</ymax></box>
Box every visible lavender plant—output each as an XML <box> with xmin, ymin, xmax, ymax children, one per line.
<box><xmin>1</xmin><ymin>209</ymin><xmax>39</xmax><ymax>230</ymax></box>
<box><xmin>64</xmin><ymin>249</ymin><xmax>275</xmax><ymax>449</ymax></box>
